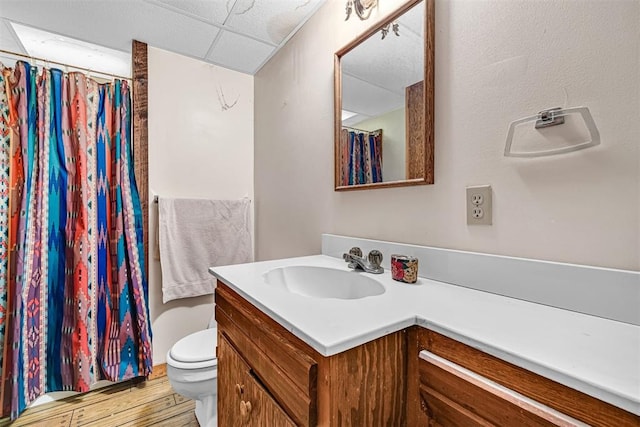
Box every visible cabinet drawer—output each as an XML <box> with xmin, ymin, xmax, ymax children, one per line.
<box><xmin>216</xmin><ymin>282</ymin><xmax>318</xmax><ymax>426</ymax></box>
<box><xmin>419</xmin><ymin>351</ymin><xmax>585</xmax><ymax>426</ymax></box>
<box><xmin>218</xmin><ymin>334</ymin><xmax>296</xmax><ymax>427</ymax></box>
<box><xmin>414</xmin><ymin>328</ymin><xmax>640</xmax><ymax>427</ymax></box>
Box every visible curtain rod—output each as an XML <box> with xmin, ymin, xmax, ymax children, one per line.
<box><xmin>0</xmin><ymin>48</ymin><xmax>132</xmax><ymax>81</ymax></box>
<box><xmin>342</xmin><ymin>126</ymin><xmax>382</xmax><ymax>134</ymax></box>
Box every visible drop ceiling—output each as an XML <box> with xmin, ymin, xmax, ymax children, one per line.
<box><xmin>0</xmin><ymin>0</ymin><xmax>326</xmax><ymax>76</ymax></box>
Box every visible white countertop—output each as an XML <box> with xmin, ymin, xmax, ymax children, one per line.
<box><xmin>209</xmin><ymin>254</ymin><xmax>640</xmax><ymax>416</ymax></box>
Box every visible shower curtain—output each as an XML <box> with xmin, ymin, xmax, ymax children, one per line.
<box><xmin>0</xmin><ymin>61</ymin><xmax>152</xmax><ymax>419</ymax></box>
<box><xmin>339</xmin><ymin>128</ymin><xmax>383</xmax><ymax>186</ymax></box>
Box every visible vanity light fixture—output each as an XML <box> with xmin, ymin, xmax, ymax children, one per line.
<box><xmin>345</xmin><ymin>0</ymin><xmax>378</xmax><ymax>21</ymax></box>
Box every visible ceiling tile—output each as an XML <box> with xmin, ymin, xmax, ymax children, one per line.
<box><xmin>0</xmin><ymin>1</ymin><xmax>219</xmax><ymax>58</ymax></box>
<box><xmin>341</xmin><ymin>73</ymin><xmax>404</xmax><ymax>117</ymax></box>
<box><xmin>207</xmin><ymin>30</ymin><xmax>274</xmax><ymax>74</ymax></box>
<box><xmin>226</xmin><ymin>0</ymin><xmax>323</xmax><ymax>45</ymax></box>
<box><xmin>0</xmin><ymin>0</ymin><xmax>327</xmax><ymax>75</ymax></box>
<box><xmin>145</xmin><ymin>0</ymin><xmax>232</xmax><ymax>26</ymax></box>
<box><xmin>341</xmin><ymin>22</ymin><xmax>423</xmax><ymax>95</ymax></box>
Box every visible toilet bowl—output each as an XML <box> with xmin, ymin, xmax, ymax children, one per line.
<box><xmin>166</xmin><ymin>327</ymin><xmax>218</xmax><ymax>427</ymax></box>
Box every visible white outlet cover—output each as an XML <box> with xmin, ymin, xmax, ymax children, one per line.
<box><xmin>467</xmin><ymin>185</ymin><xmax>492</xmax><ymax>225</ymax></box>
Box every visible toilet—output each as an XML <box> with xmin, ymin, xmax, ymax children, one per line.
<box><xmin>166</xmin><ymin>326</ymin><xmax>218</xmax><ymax>427</ymax></box>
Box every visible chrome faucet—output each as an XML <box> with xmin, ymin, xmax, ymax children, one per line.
<box><xmin>343</xmin><ymin>247</ymin><xmax>384</xmax><ymax>274</ymax></box>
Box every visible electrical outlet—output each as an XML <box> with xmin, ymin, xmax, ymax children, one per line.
<box><xmin>472</xmin><ymin>207</ymin><xmax>484</xmax><ymax>219</ymax></box>
<box><xmin>467</xmin><ymin>185</ymin><xmax>492</xmax><ymax>225</ymax></box>
<box><xmin>471</xmin><ymin>194</ymin><xmax>483</xmax><ymax>205</ymax></box>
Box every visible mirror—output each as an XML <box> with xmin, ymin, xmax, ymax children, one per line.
<box><xmin>334</xmin><ymin>0</ymin><xmax>434</xmax><ymax>190</ymax></box>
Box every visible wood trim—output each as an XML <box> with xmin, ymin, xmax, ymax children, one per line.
<box><xmin>418</xmin><ymin>328</ymin><xmax>640</xmax><ymax>427</ymax></box>
<box><xmin>424</xmin><ymin>0</ymin><xmax>435</xmax><ymax>184</ymax></box>
<box><xmin>334</xmin><ymin>0</ymin><xmax>435</xmax><ymax>191</ymax></box>
<box><xmin>406</xmin><ymin>80</ymin><xmax>425</xmax><ymax>180</ymax></box>
<box><xmin>148</xmin><ymin>363</ymin><xmax>167</xmax><ymax>381</ymax></box>
<box><xmin>328</xmin><ymin>330</ymin><xmax>408</xmax><ymax>426</ymax></box>
<box><xmin>405</xmin><ymin>326</ymin><xmax>425</xmax><ymax>426</ymax></box>
<box><xmin>316</xmin><ymin>356</ymin><xmax>331</xmax><ymax>427</ymax></box>
<box><xmin>132</xmin><ymin>40</ymin><xmax>149</xmax><ymax>278</ymax></box>
<box><xmin>335</xmin><ymin>177</ymin><xmax>429</xmax><ymax>191</ymax></box>
<box><xmin>334</xmin><ymin>52</ymin><xmax>342</xmax><ymax>190</ymax></box>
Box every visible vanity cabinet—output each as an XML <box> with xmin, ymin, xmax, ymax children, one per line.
<box><xmin>215</xmin><ymin>281</ymin><xmax>407</xmax><ymax>426</ymax></box>
<box><xmin>216</xmin><ymin>281</ymin><xmax>638</xmax><ymax>427</ymax></box>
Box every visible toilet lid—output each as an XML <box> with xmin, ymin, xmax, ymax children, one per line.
<box><xmin>170</xmin><ymin>328</ymin><xmax>218</xmax><ymax>363</ymax></box>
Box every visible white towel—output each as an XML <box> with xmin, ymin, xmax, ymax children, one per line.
<box><xmin>158</xmin><ymin>197</ymin><xmax>252</xmax><ymax>303</ymax></box>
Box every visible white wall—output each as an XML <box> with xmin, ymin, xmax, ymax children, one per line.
<box><xmin>254</xmin><ymin>0</ymin><xmax>639</xmax><ymax>271</ymax></box>
<box><xmin>148</xmin><ymin>47</ymin><xmax>253</xmax><ymax>364</ymax></box>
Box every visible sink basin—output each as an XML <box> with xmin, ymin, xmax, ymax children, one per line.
<box><xmin>263</xmin><ymin>266</ymin><xmax>385</xmax><ymax>300</ymax></box>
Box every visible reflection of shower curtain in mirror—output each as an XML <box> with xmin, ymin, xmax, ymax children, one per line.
<box><xmin>0</xmin><ymin>61</ymin><xmax>152</xmax><ymax>419</ymax></box>
<box><xmin>339</xmin><ymin>128</ymin><xmax>383</xmax><ymax>186</ymax></box>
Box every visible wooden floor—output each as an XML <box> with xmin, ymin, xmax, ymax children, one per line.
<box><xmin>0</xmin><ymin>375</ymin><xmax>198</xmax><ymax>427</ymax></box>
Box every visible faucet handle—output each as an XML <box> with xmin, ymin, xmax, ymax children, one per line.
<box><xmin>368</xmin><ymin>250</ymin><xmax>383</xmax><ymax>267</ymax></box>
<box><xmin>349</xmin><ymin>247</ymin><xmax>363</xmax><ymax>257</ymax></box>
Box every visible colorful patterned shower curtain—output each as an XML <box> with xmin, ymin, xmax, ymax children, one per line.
<box><xmin>0</xmin><ymin>61</ymin><xmax>152</xmax><ymax>419</ymax></box>
<box><xmin>339</xmin><ymin>128</ymin><xmax>383</xmax><ymax>186</ymax></box>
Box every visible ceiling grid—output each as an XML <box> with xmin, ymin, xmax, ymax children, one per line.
<box><xmin>0</xmin><ymin>0</ymin><xmax>326</xmax><ymax>75</ymax></box>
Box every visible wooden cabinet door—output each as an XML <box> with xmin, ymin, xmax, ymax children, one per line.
<box><xmin>216</xmin><ymin>282</ymin><xmax>318</xmax><ymax>426</ymax></box>
<box><xmin>218</xmin><ymin>333</ymin><xmax>296</xmax><ymax>427</ymax></box>
<box><xmin>218</xmin><ymin>333</ymin><xmax>247</xmax><ymax>427</ymax></box>
<box><xmin>242</xmin><ymin>364</ymin><xmax>297</xmax><ymax>427</ymax></box>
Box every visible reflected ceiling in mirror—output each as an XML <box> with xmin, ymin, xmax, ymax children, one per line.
<box><xmin>335</xmin><ymin>0</ymin><xmax>434</xmax><ymax>191</ymax></box>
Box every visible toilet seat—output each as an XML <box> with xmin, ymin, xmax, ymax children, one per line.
<box><xmin>167</xmin><ymin>328</ymin><xmax>218</xmax><ymax>370</ymax></box>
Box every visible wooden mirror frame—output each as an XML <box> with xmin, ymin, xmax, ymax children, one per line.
<box><xmin>334</xmin><ymin>0</ymin><xmax>434</xmax><ymax>191</ymax></box>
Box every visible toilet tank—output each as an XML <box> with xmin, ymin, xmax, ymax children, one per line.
<box><xmin>208</xmin><ymin>312</ymin><xmax>216</xmax><ymax>329</ymax></box>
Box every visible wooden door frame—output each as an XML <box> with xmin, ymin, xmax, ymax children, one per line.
<box><xmin>132</xmin><ymin>40</ymin><xmax>149</xmax><ymax>277</ymax></box>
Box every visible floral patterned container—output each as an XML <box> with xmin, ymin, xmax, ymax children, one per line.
<box><xmin>390</xmin><ymin>255</ymin><xmax>419</xmax><ymax>284</ymax></box>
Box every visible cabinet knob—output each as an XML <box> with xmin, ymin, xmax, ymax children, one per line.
<box><xmin>235</xmin><ymin>383</ymin><xmax>244</xmax><ymax>397</ymax></box>
<box><xmin>240</xmin><ymin>400</ymin><xmax>252</xmax><ymax>418</ymax></box>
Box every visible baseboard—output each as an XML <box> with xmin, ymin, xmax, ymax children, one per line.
<box><xmin>148</xmin><ymin>363</ymin><xmax>167</xmax><ymax>380</ymax></box>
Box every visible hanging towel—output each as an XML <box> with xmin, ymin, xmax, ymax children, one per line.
<box><xmin>158</xmin><ymin>197</ymin><xmax>252</xmax><ymax>303</ymax></box>
<box><xmin>153</xmin><ymin>201</ymin><xmax>161</xmax><ymax>261</ymax></box>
